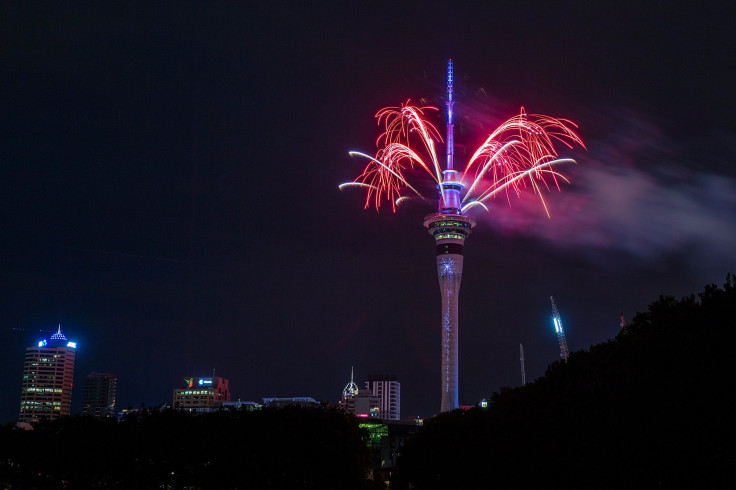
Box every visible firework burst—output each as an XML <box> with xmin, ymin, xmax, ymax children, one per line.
<box><xmin>341</xmin><ymin>101</ymin><xmax>584</xmax><ymax>215</ymax></box>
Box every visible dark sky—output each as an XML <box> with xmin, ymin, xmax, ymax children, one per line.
<box><xmin>1</xmin><ymin>2</ymin><xmax>734</xmax><ymax>423</ymax></box>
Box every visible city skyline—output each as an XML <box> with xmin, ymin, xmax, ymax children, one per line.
<box><xmin>14</xmin><ymin>334</ymin><xmax>410</xmax><ymax>421</ymax></box>
<box><xmin>2</xmin><ymin>2</ymin><xmax>734</xmax><ymax>424</ymax></box>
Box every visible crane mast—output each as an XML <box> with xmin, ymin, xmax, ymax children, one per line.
<box><xmin>550</xmin><ymin>296</ymin><xmax>570</xmax><ymax>361</ymax></box>
<box><xmin>520</xmin><ymin>343</ymin><xmax>526</xmax><ymax>385</ymax></box>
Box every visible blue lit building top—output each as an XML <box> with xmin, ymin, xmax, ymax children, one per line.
<box><xmin>38</xmin><ymin>325</ymin><xmax>77</xmax><ymax>349</ymax></box>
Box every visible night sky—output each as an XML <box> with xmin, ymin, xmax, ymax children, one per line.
<box><xmin>2</xmin><ymin>2</ymin><xmax>734</xmax><ymax>424</ymax></box>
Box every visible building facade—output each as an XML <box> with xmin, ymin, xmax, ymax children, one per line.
<box><xmin>173</xmin><ymin>376</ymin><xmax>230</xmax><ymax>412</ymax></box>
<box><xmin>19</xmin><ymin>326</ymin><xmax>77</xmax><ymax>424</ymax></box>
<box><xmin>365</xmin><ymin>374</ymin><xmax>400</xmax><ymax>420</ymax></box>
<box><xmin>346</xmin><ymin>389</ymin><xmax>381</xmax><ymax>418</ymax></box>
<box><xmin>82</xmin><ymin>372</ymin><xmax>117</xmax><ymax>418</ymax></box>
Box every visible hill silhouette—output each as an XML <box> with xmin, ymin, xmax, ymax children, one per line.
<box><xmin>394</xmin><ymin>275</ymin><xmax>736</xmax><ymax>489</ymax></box>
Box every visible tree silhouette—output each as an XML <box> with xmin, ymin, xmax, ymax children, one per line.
<box><xmin>394</xmin><ymin>275</ymin><xmax>736</xmax><ymax>489</ymax></box>
<box><xmin>0</xmin><ymin>406</ymin><xmax>375</xmax><ymax>489</ymax></box>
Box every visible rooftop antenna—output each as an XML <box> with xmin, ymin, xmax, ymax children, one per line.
<box><xmin>342</xmin><ymin>366</ymin><xmax>359</xmax><ymax>401</ymax></box>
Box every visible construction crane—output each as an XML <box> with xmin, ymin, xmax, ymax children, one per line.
<box><xmin>520</xmin><ymin>343</ymin><xmax>526</xmax><ymax>385</ymax></box>
<box><xmin>550</xmin><ymin>296</ymin><xmax>570</xmax><ymax>361</ymax></box>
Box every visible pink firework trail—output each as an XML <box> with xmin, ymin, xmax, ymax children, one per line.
<box><xmin>340</xmin><ymin>97</ymin><xmax>585</xmax><ymax>215</ymax></box>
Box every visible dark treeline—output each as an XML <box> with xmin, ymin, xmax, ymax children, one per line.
<box><xmin>0</xmin><ymin>406</ymin><xmax>375</xmax><ymax>489</ymax></box>
<box><xmin>394</xmin><ymin>276</ymin><xmax>736</xmax><ymax>489</ymax></box>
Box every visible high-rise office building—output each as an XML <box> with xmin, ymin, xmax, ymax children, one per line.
<box><xmin>82</xmin><ymin>372</ymin><xmax>117</xmax><ymax>418</ymax></box>
<box><xmin>365</xmin><ymin>374</ymin><xmax>400</xmax><ymax>420</ymax></box>
<box><xmin>19</xmin><ymin>326</ymin><xmax>77</xmax><ymax>424</ymax></box>
<box><xmin>173</xmin><ymin>376</ymin><xmax>230</xmax><ymax>412</ymax></box>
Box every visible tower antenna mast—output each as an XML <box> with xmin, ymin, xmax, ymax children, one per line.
<box><xmin>550</xmin><ymin>296</ymin><xmax>570</xmax><ymax>361</ymax></box>
<box><xmin>446</xmin><ymin>59</ymin><xmax>455</xmax><ymax>172</ymax></box>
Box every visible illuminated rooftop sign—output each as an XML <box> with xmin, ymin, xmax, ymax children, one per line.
<box><xmin>36</xmin><ymin>326</ymin><xmax>76</xmax><ymax>349</ymax></box>
<box><xmin>198</xmin><ymin>378</ymin><xmax>213</xmax><ymax>386</ymax></box>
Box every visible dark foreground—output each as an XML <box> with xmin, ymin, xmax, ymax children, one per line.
<box><xmin>0</xmin><ymin>406</ymin><xmax>376</xmax><ymax>489</ymax></box>
<box><xmin>393</xmin><ymin>276</ymin><xmax>736</xmax><ymax>489</ymax></box>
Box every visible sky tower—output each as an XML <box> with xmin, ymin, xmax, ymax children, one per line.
<box><xmin>423</xmin><ymin>60</ymin><xmax>475</xmax><ymax>412</ymax></box>
<box><xmin>342</xmin><ymin>60</ymin><xmax>584</xmax><ymax>414</ymax></box>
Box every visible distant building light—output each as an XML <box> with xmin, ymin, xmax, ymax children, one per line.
<box><xmin>66</xmin><ymin>341</ymin><xmax>77</xmax><ymax>348</ymax></box>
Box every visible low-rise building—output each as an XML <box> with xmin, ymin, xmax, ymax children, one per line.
<box><xmin>345</xmin><ymin>389</ymin><xmax>380</xmax><ymax>418</ymax></box>
<box><xmin>173</xmin><ymin>376</ymin><xmax>230</xmax><ymax>412</ymax></box>
<box><xmin>262</xmin><ymin>397</ymin><xmax>320</xmax><ymax>408</ymax></box>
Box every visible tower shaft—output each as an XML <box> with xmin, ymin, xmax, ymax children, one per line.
<box><xmin>437</xmin><ymin>251</ymin><xmax>463</xmax><ymax>411</ymax></box>
<box><xmin>424</xmin><ymin>213</ymin><xmax>474</xmax><ymax>412</ymax></box>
